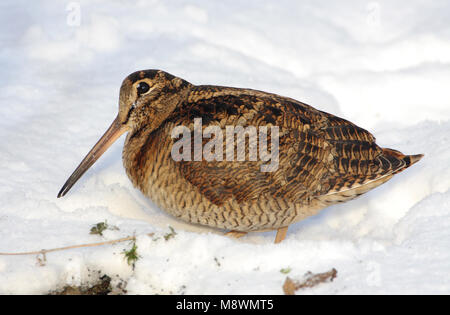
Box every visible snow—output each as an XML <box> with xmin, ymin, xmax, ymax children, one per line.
<box><xmin>1</xmin><ymin>0</ymin><xmax>450</xmax><ymax>294</ymax></box>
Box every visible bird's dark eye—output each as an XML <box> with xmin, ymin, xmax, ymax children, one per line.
<box><xmin>137</xmin><ymin>82</ymin><xmax>150</xmax><ymax>95</ymax></box>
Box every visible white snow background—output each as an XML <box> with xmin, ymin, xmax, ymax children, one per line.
<box><xmin>0</xmin><ymin>0</ymin><xmax>449</xmax><ymax>294</ymax></box>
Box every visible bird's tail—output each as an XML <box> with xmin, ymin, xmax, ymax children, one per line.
<box><xmin>381</xmin><ymin>148</ymin><xmax>424</xmax><ymax>175</ymax></box>
<box><xmin>317</xmin><ymin>148</ymin><xmax>424</xmax><ymax>205</ymax></box>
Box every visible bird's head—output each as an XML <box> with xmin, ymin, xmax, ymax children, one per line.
<box><xmin>57</xmin><ymin>69</ymin><xmax>191</xmax><ymax>197</ymax></box>
<box><xmin>118</xmin><ymin>69</ymin><xmax>191</xmax><ymax>132</ymax></box>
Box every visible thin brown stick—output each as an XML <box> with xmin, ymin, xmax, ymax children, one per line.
<box><xmin>283</xmin><ymin>268</ymin><xmax>337</xmax><ymax>295</ymax></box>
<box><xmin>0</xmin><ymin>233</ymin><xmax>154</xmax><ymax>256</ymax></box>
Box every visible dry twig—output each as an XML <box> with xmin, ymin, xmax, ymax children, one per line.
<box><xmin>0</xmin><ymin>233</ymin><xmax>154</xmax><ymax>256</ymax></box>
<box><xmin>283</xmin><ymin>268</ymin><xmax>337</xmax><ymax>295</ymax></box>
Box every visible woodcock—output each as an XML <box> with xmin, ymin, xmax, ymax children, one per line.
<box><xmin>58</xmin><ymin>70</ymin><xmax>423</xmax><ymax>243</ymax></box>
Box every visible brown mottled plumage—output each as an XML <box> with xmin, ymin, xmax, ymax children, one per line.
<box><xmin>58</xmin><ymin>69</ymin><xmax>423</xmax><ymax>243</ymax></box>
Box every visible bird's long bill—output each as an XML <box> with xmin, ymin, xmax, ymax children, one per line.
<box><xmin>57</xmin><ymin>116</ymin><xmax>127</xmax><ymax>198</ymax></box>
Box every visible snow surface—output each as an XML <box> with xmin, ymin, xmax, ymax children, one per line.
<box><xmin>1</xmin><ymin>0</ymin><xmax>450</xmax><ymax>294</ymax></box>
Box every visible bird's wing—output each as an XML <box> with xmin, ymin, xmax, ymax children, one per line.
<box><xmin>168</xmin><ymin>86</ymin><xmax>398</xmax><ymax>206</ymax></box>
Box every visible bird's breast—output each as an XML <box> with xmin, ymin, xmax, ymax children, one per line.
<box><xmin>120</xmin><ymin>123</ymin><xmax>317</xmax><ymax>231</ymax></box>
